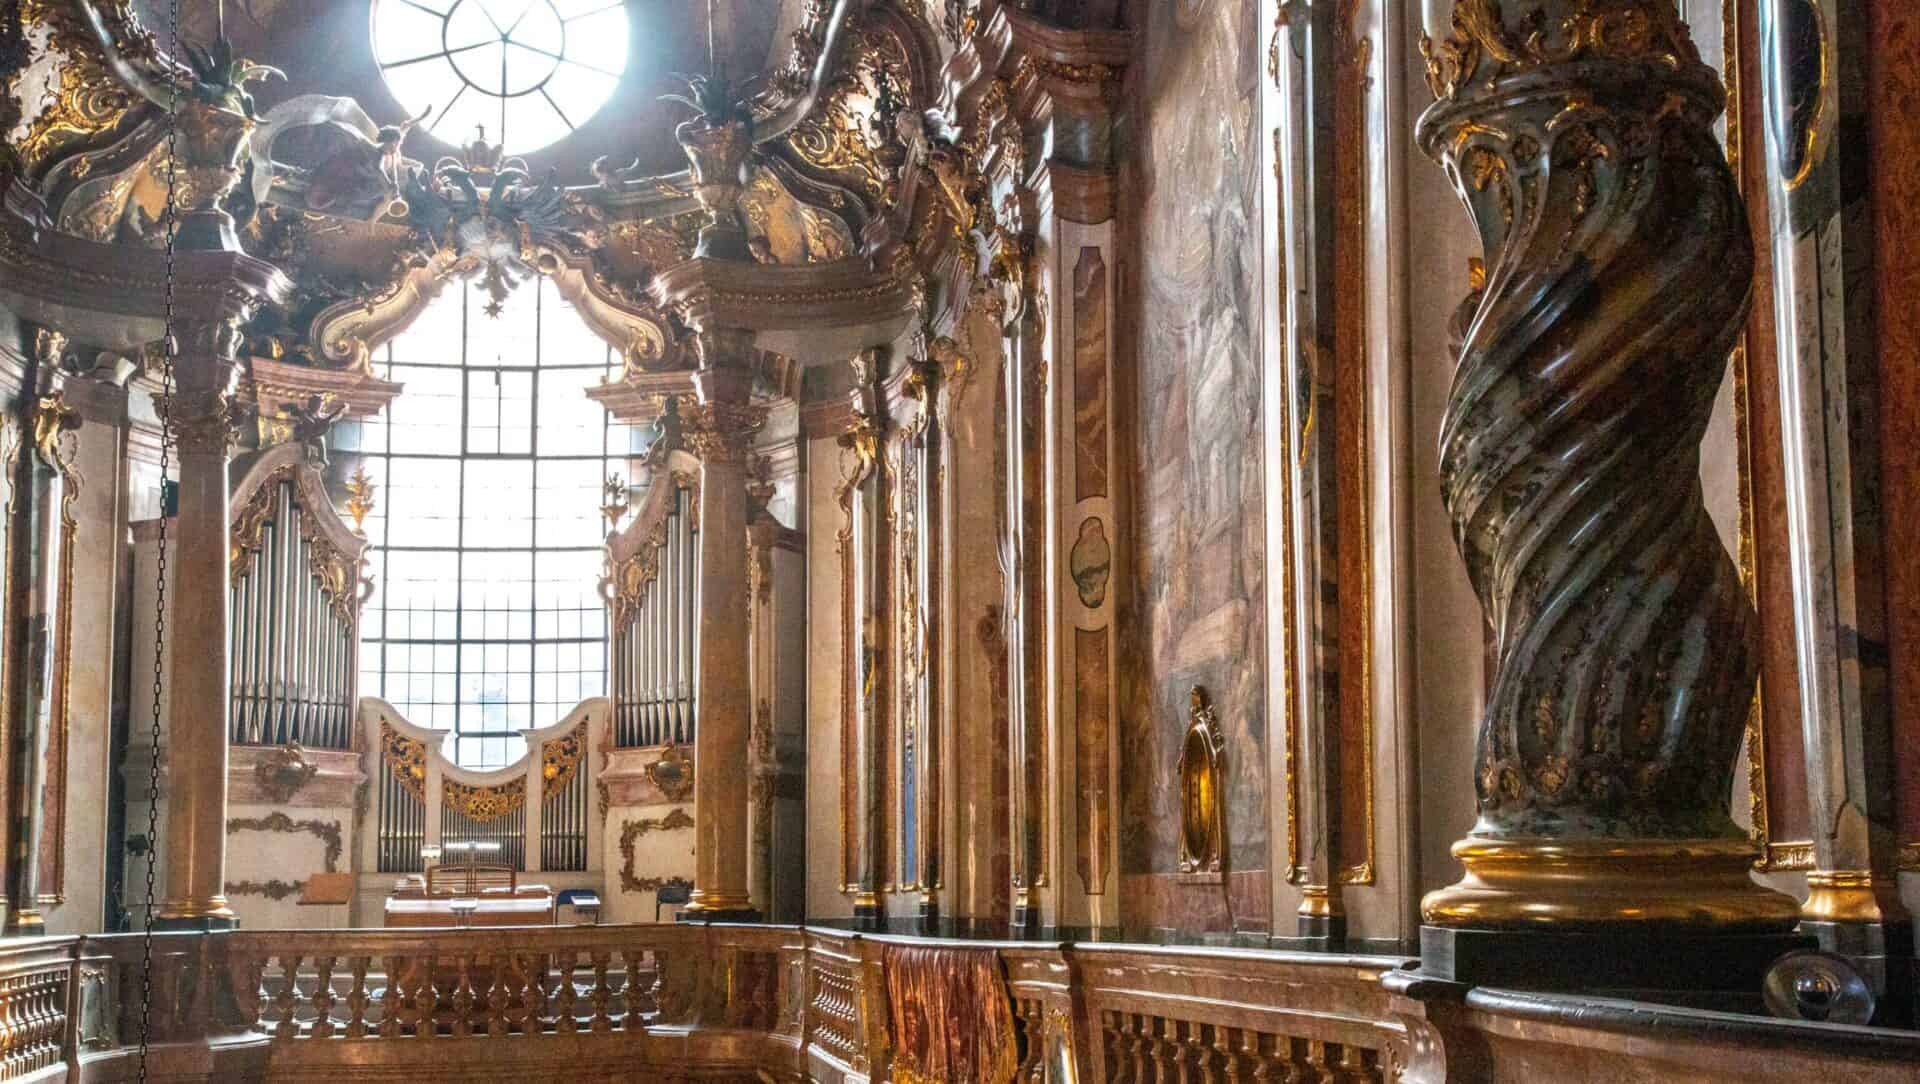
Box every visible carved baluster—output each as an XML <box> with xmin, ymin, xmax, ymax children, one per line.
<box><xmin>1305</xmin><ymin>1036</ymin><xmax>1336</xmax><ymax>1074</ymax></box>
<box><xmin>1212</xmin><ymin>1025</ymin><xmax>1239</xmax><ymax>1084</ymax></box>
<box><xmin>271</xmin><ymin>954</ymin><xmax>302</xmax><ymax>1040</ymax></box>
<box><xmin>530</xmin><ymin>951</ymin><xmax>557</xmax><ymax>1034</ymax></box>
<box><xmin>1128</xmin><ymin>1013</ymin><xmax>1159</xmax><ymax>1082</ymax></box>
<box><xmin>588</xmin><ymin>951</ymin><xmax>614</xmax><ymax>1033</ymax></box>
<box><xmin>1192</xmin><ymin>1021</ymin><xmax>1220</xmax><ymax>1084</ymax></box>
<box><xmin>505</xmin><ymin>952</ymin><xmax>533</xmax><ymax>1035</ymax></box>
<box><xmin>484</xmin><ymin>953</ymin><xmax>510</xmax><ymax>1038</ymax></box>
<box><xmin>413</xmin><ymin>955</ymin><xmax>438</xmax><ymax>1038</ymax></box>
<box><xmin>378</xmin><ymin>956</ymin><xmax>405</xmax><ymax>1038</ymax></box>
<box><xmin>1332</xmin><ymin>1043</ymin><xmax>1378</xmax><ymax>1084</ymax></box>
<box><xmin>1245</xmin><ymin>1031</ymin><xmax>1272</xmax><ymax>1084</ymax></box>
<box><xmin>306</xmin><ymin>955</ymin><xmax>336</xmax><ymax>1039</ymax></box>
<box><xmin>617</xmin><ymin>947</ymin><xmax>644</xmax><ymax>1026</ymax></box>
<box><xmin>554</xmin><ymin>950</ymin><xmax>580</xmax><ymax>1033</ymax></box>
<box><xmin>450</xmin><ymin>955</ymin><xmax>477</xmax><ymax>1038</ymax></box>
<box><xmin>1129</xmin><ymin>1012</ymin><xmax>1150</xmax><ymax>1083</ymax></box>
<box><xmin>344</xmin><ymin>956</ymin><xmax>370</xmax><ymax>1039</ymax></box>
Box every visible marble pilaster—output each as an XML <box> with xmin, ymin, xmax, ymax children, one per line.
<box><xmin>679</xmin><ymin>369</ymin><xmax>767</xmax><ymax>921</ymax></box>
<box><xmin>153</xmin><ymin>314</ymin><xmax>249</xmax><ymax>929</ymax></box>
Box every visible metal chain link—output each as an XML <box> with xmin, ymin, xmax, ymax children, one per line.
<box><xmin>136</xmin><ymin>0</ymin><xmax>181</xmax><ymax>1077</ymax></box>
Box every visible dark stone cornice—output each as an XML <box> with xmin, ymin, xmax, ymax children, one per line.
<box><xmin>0</xmin><ymin>193</ymin><xmax>291</xmax><ymax>350</ymax></box>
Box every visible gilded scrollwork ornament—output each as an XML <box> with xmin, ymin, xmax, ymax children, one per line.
<box><xmin>30</xmin><ymin>389</ymin><xmax>81</xmax><ymax>467</ymax></box>
<box><xmin>1416</xmin><ymin>0</ymin><xmax>1796</xmax><ymax>930</ymax></box>
<box><xmin>442</xmin><ymin>776</ymin><xmax>526</xmax><ymax>823</ymax></box>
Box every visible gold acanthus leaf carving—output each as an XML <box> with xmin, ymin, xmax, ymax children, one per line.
<box><xmin>379</xmin><ymin>721</ymin><xmax>427</xmax><ymax>801</ymax></box>
<box><xmin>785</xmin><ymin>26</ymin><xmax>912</xmax><ymax>206</ymax></box>
<box><xmin>1420</xmin><ymin>0</ymin><xmax>1700</xmax><ymax>103</ymax></box>
<box><xmin>443</xmin><ymin>776</ymin><xmax>526</xmax><ymax>823</ymax></box>
<box><xmin>541</xmin><ymin>721</ymin><xmax>590</xmax><ymax>798</ymax></box>
<box><xmin>12</xmin><ymin>0</ymin><xmax>150</xmax><ymax>177</ymax></box>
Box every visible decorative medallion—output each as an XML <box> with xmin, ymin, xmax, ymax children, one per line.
<box><xmin>645</xmin><ymin>743</ymin><xmax>695</xmax><ymax>802</ymax></box>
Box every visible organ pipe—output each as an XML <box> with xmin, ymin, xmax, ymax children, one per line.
<box><xmin>225</xmin><ymin>448</ymin><xmax>368</xmax><ymax>751</ymax></box>
<box><xmin>607</xmin><ymin>475</ymin><xmax>700</xmax><ymax>748</ymax></box>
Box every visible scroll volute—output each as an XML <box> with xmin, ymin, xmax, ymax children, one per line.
<box><xmin>1178</xmin><ymin>686</ymin><xmax>1226</xmax><ymax>877</ymax></box>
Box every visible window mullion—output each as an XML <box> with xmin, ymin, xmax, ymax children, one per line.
<box><xmin>453</xmin><ymin>284</ymin><xmax>471</xmax><ymax>755</ymax></box>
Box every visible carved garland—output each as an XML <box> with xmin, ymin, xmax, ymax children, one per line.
<box><xmin>223</xmin><ymin>812</ymin><xmax>344</xmax><ymax>900</ymax></box>
<box><xmin>618</xmin><ymin>808</ymin><xmax>695</xmax><ymax>894</ymax></box>
<box><xmin>443</xmin><ymin>776</ymin><xmax>526</xmax><ymax>823</ymax></box>
<box><xmin>607</xmin><ymin>471</ymin><xmax>700</xmax><ymax>629</ymax></box>
<box><xmin>226</xmin><ymin>811</ymin><xmax>345</xmax><ymax>871</ymax></box>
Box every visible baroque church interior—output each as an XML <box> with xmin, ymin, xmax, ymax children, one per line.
<box><xmin>0</xmin><ymin>0</ymin><xmax>1915</xmax><ymax>1079</ymax></box>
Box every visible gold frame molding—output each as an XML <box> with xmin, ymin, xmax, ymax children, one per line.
<box><xmin>1177</xmin><ymin>687</ymin><xmax>1226</xmax><ymax>880</ymax></box>
<box><xmin>618</xmin><ymin>808</ymin><xmax>696</xmax><ymax>894</ymax></box>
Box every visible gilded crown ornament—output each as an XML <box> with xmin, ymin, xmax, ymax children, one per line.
<box><xmin>1415</xmin><ymin>0</ymin><xmax>1797</xmax><ymax>932</ymax></box>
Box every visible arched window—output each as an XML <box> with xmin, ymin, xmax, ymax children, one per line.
<box><xmin>337</xmin><ymin>280</ymin><xmax>641</xmax><ymax>769</ymax></box>
<box><xmin>370</xmin><ymin>0</ymin><xmax>630</xmax><ymax>154</ymax></box>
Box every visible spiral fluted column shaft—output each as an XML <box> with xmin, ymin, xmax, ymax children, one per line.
<box><xmin>1416</xmin><ymin>0</ymin><xmax>1797</xmax><ymax>931</ymax></box>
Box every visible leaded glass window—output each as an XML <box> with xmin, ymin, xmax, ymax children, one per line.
<box><xmin>371</xmin><ymin>0</ymin><xmax>630</xmax><ymax>155</ymax></box>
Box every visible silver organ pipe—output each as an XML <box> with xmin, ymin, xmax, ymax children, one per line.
<box><xmin>609</xmin><ymin>477</ymin><xmax>699</xmax><ymax>748</ymax></box>
<box><xmin>226</xmin><ymin>449</ymin><xmax>368</xmax><ymax>750</ymax></box>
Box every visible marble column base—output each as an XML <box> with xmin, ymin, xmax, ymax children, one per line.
<box><xmin>1417</xmin><ymin>925</ymin><xmax>1813</xmax><ymax>996</ymax></box>
<box><xmin>675</xmin><ymin>906</ymin><xmax>762</xmax><ymax>924</ymax></box>
<box><xmin>153</xmin><ymin>913</ymin><xmax>239</xmax><ymax>932</ymax></box>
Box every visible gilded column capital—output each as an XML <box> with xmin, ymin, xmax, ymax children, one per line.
<box><xmin>163</xmin><ymin>388</ymin><xmax>245</xmax><ymax>457</ymax></box>
<box><xmin>681</xmin><ymin>400</ymin><xmax>769</xmax><ymax>464</ymax></box>
<box><xmin>157</xmin><ymin>321</ymin><xmax>245</xmax><ymax>457</ymax></box>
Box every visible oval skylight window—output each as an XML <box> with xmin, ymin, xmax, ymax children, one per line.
<box><xmin>372</xmin><ymin>0</ymin><xmax>629</xmax><ymax>156</ymax></box>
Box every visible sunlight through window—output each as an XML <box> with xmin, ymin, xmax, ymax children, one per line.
<box><xmin>372</xmin><ymin>0</ymin><xmax>630</xmax><ymax>155</ymax></box>
<box><xmin>337</xmin><ymin>281</ymin><xmax>645</xmax><ymax>770</ymax></box>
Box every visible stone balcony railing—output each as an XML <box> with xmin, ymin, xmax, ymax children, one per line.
<box><xmin>0</xmin><ymin>925</ymin><xmax>1915</xmax><ymax>1083</ymax></box>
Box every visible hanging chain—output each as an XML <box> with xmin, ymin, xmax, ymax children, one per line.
<box><xmin>136</xmin><ymin>0</ymin><xmax>181</xmax><ymax>1077</ymax></box>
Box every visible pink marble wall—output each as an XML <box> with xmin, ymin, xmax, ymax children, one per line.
<box><xmin>1120</xmin><ymin>0</ymin><xmax>1268</xmax><ymax>934</ymax></box>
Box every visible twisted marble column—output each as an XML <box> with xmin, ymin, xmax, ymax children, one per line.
<box><xmin>1417</xmin><ymin>0</ymin><xmax>1797</xmax><ymax>930</ymax></box>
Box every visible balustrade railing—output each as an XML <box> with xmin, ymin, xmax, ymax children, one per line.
<box><xmin>0</xmin><ymin>938</ymin><xmax>77</xmax><ymax>1083</ymax></box>
<box><xmin>228</xmin><ymin>443</ymin><xmax>369</xmax><ymax>750</ymax></box>
<box><xmin>8</xmin><ymin>924</ymin><xmax>1912</xmax><ymax>1083</ymax></box>
<box><xmin>604</xmin><ymin>455</ymin><xmax>700</xmax><ymax>750</ymax></box>
<box><xmin>222</xmin><ymin>923</ymin><xmax>800</xmax><ymax>1042</ymax></box>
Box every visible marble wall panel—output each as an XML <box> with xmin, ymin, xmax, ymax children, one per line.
<box><xmin>1122</xmin><ymin>0</ymin><xmax>1269</xmax><ymax>932</ymax></box>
